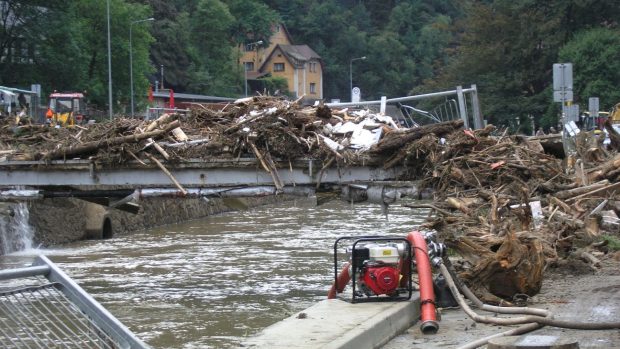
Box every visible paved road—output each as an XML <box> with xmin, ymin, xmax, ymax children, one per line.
<box><xmin>383</xmin><ymin>264</ymin><xmax>620</xmax><ymax>348</ymax></box>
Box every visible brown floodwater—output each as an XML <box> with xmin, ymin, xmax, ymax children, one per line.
<box><xmin>1</xmin><ymin>198</ymin><xmax>429</xmax><ymax>348</ymax></box>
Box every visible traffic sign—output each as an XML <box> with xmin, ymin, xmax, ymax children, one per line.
<box><xmin>553</xmin><ymin>63</ymin><xmax>573</xmax><ymax>102</ymax></box>
<box><xmin>351</xmin><ymin>87</ymin><xmax>361</xmax><ymax>103</ymax></box>
<box><xmin>589</xmin><ymin>97</ymin><xmax>599</xmax><ymax>117</ymax></box>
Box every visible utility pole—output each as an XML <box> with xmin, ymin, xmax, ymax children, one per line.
<box><xmin>106</xmin><ymin>0</ymin><xmax>113</xmax><ymax>120</ymax></box>
<box><xmin>349</xmin><ymin>56</ymin><xmax>366</xmax><ymax>102</ymax></box>
<box><xmin>129</xmin><ymin>17</ymin><xmax>155</xmax><ymax>117</ymax></box>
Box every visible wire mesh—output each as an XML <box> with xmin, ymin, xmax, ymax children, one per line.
<box><xmin>0</xmin><ymin>278</ymin><xmax>121</xmax><ymax>349</ymax></box>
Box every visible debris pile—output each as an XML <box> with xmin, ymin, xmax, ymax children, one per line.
<box><xmin>406</xmin><ymin>126</ymin><xmax>620</xmax><ymax>303</ymax></box>
<box><xmin>0</xmin><ymin>96</ymin><xmax>463</xmax><ymax>175</ymax></box>
<box><xmin>1</xmin><ymin>95</ymin><xmax>619</xmax><ymax>302</ymax></box>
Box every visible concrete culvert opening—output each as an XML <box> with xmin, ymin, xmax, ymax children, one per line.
<box><xmin>102</xmin><ymin>218</ymin><xmax>113</xmax><ymax>239</ymax></box>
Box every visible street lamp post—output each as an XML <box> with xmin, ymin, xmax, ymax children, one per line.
<box><xmin>349</xmin><ymin>56</ymin><xmax>366</xmax><ymax>102</ymax></box>
<box><xmin>106</xmin><ymin>0</ymin><xmax>112</xmax><ymax>120</ymax></box>
<box><xmin>130</xmin><ymin>17</ymin><xmax>154</xmax><ymax>118</ymax></box>
<box><xmin>244</xmin><ymin>40</ymin><xmax>263</xmax><ymax>97</ymax></box>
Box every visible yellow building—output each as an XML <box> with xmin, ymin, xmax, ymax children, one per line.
<box><xmin>240</xmin><ymin>24</ymin><xmax>323</xmax><ymax>101</ymax></box>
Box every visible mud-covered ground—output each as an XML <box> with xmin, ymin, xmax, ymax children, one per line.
<box><xmin>383</xmin><ymin>254</ymin><xmax>620</xmax><ymax>349</ymax></box>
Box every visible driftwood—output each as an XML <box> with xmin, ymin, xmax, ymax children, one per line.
<box><xmin>248</xmin><ymin>141</ymin><xmax>283</xmax><ymax>191</ymax></box>
<box><xmin>553</xmin><ymin>180</ymin><xmax>609</xmax><ymax>200</ymax></box>
<box><xmin>460</xmin><ymin>233</ymin><xmax>545</xmax><ymax>299</ymax></box>
<box><xmin>370</xmin><ymin>119</ymin><xmax>463</xmax><ymax>154</ymax></box>
<box><xmin>144</xmin><ymin>152</ymin><xmax>187</xmax><ymax>196</ymax></box>
<box><xmin>36</xmin><ymin>120</ymin><xmax>180</xmax><ymax>160</ymax></box>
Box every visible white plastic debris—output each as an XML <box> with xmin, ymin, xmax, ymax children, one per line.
<box><xmin>319</xmin><ymin>135</ymin><xmax>345</xmax><ymax>152</ymax></box>
<box><xmin>349</xmin><ymin>127</ymin><xmax>382</xmax><ymax>150</ymax></box>
<box><xmin>332</xmin><ymin>121</ymin><xmax>358</xmax><ymax>134</ymax></box>
<box><xmin>529</xmin><ymin>201</ymin><xmax>544</xmax><ymax>228</ymax></box>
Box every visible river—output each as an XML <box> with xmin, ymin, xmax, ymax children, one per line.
<box><xmin>1</xmin><ymin>198</ymin><xmax>429</xmax><ymax>348</ymax></box>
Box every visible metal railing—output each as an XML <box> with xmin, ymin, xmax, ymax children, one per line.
<box><xmin>326</xmin><ymin>85</ymin><xmax>484</xmax><ymax>129</ymax></box>
<box><xmin>0</xmin><ymin>255</ymin><xmax>149</xmax><ymax>349</ymax></box>
<box><xmin>146</xmin><ymin>107</ymin><xmax>189</xmax><ymax>120</ymax></box>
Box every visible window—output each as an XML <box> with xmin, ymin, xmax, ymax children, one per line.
<box><xmin>244</xmin><ymin>62</ymin><xmax>254</xmax><ymax>71</ymax></box>
<box><xmin>244</xmin><ymin>44</ymin><xmax>253</xmax><ymax>52</ymax></box>
<box><xmin>309</xmin><ymin>62</ymin><xmax>318</xmax><ymax>73</ymax></box>
<box><xmin>310</xmin><ymin>83</ymin><xmax>316</xmax><ymax>94</ymax></box>
<box><xmin>273</xmin><ymin>63</ymin><xmax>285</xmax><ymax>72</ymax></box>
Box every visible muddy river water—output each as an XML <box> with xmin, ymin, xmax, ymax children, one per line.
<box><xmin>1</xmin><ymin>198</ymin><xmax>428</xmax><ymax>348</ymax></box>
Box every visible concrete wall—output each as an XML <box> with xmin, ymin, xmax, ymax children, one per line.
<box><xmin>0</xmin><ymin>195</ymin><xmax>290</xmax><ymax>253</ymax></box>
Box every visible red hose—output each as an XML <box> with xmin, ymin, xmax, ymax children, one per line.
<box><xmin>327</xmin><ymin>262</ymin><xmax>351</xmax><ymax>299</ymax></box>
<box><xmin>407</xmin><ymin>231</ymin><xmax>439</xmax><ymax>334</ymax></box>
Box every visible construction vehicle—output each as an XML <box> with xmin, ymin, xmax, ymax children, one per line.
<box><xmin>610</xmin><ymin>103</ymin><xmax>620</xmax><ymax>124</ymax></box>
<box><xmin>46</xmin><ymin>92</ymin><xmax>87</xmax><ymax>126</ymax></box>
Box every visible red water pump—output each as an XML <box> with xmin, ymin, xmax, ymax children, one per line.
<box><xmin>329</xmin><ymin>236</ymin><xmax>413</xmax><ymax>302</ymax></box>
<box><xmin>328</xmin><ymin>232</ymin><xmax>447</xmax><ymax>334</ymax></box>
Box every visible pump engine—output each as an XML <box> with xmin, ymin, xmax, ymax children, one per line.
<box><xmin>331</xmin><ymin>237</ymin><xmax>413</xmax><ymax>302</ymax></box>
<box><xmin>330</xmin><ymin>232</ymin><xmax>447</xmax><ymax>303</ymax></box>
<box><xmin>349</xmin><ymin>242</ymin><xmax>405</xmax><ymax>296</ymax></box>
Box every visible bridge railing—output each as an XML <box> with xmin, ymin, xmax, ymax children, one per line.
<box><xmin>326</xmin><ymin>85</ymin><xmax>484</xmax><ymax>129</ymax></box>
<box><xmin>146</xmin><ymin>107</ymin><xmax>189</xmax><ymax>120</ymax></box>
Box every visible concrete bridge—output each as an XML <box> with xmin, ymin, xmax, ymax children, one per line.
<box><xmin>0</xmin><ymin>157</ymin><xmax>419</xmax><ymax>213</ymax></box>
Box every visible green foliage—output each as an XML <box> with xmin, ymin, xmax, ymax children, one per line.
<box><xmin>225</xmin><ymin>0</ymin><xmax>280</xmax><ymax>45</ymax></box>
<box><xmin>602</xmin><ymin>235</ymin><xmax>620</xmax><ymax>252</ymax></box>
<box><xmin>0</xmin><ymin>0</ymin><xmax>153</xmax><ymax>112</ymax></box>
<box><xmin>4</xmin><ymin>0</ymin><xmax>620</xmax><ymax>118</ymax></box>
<box><xmin>559</xmin><ymin>28</ymin><xmax>620</xmax><ymax>111</ymax></box>
<box><xmin>257</xmin><ymin>75</ymin><xmax>288</xmax><ymax>95</ymax></box>
<box><xmin>426</xmin><ymin>0</ymin><xmax>620</xmax><ymax>130</ymax></box>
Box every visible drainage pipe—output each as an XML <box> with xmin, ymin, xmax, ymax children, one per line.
<box><xmin>327</xmin><ymin>262</ymin><xmax>351</xmax><ymax>299</ymax></box>
<box><xmin>406</xmin><ymin>231</ymin><xmax>438</xmax><ymax>334</ymax></box>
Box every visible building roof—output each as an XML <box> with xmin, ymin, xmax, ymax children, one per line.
<box><xmin>260</xmin><ymin>44</ymin><xmax>322</xmax><ymax>71</ymax></box>
<box><xmin>275</xmin><ymin>23</ymin><xmax>295</xmax><ymax>45</ymax></box>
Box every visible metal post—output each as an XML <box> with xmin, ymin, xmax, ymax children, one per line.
<box><xmin>130</xmin><ymin>18</ymin><xmax>154</xmax><ymax>118</ymax></box>
<box><xmin>456</xmin><ymin>85</ymin><xmax>469</xmax><ymax>129</ymax></box>
<box><xmin>106</xmin><ymin>0</ymin><xmax>113</xmax><ymax>120</ymax></box>
<box><xmin>470</xmin><ymin>84</ymin><xmax>482</xmax><ymax>129</ymax></box>
<box><xmin>129</xmin><ymin>24</ymin><xmax>133</xmax><ymax>117</ymax></box>
<box><xmin>349</xmin><ymin>56</ymin><xmax>366</xmax><ymax>102</ymax></box>
<box><xmin>160</xmin><ymin>65</ymin><xmax>164</xmax><ymax>90</ymax></box>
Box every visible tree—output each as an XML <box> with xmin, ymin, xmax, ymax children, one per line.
<box><xmin>71</xmin><ymin>0</ymin><xmax>154</xmax><ymax>110</ymax></box>
<box><xmin>423</xmin><ymin>0</ymin><xmax>620</xmax><ymax>131</ymax></box>
<box><xmin>0</xmin><ymin>1</ymin><xmax>154</xmax><ymax>112</ymax></box>
<box><xmin>559</xmin><ymin>28</ymin><xmax>620</xmax><ymax>111</ymax></box>
<box><xmin>0</xmin><ymin>1</ymin><xmax>83</xmax><ymax>90</ymax></box>
<box><xmin>144</xmin><ymin>0</ymin><xmax>194</xmax><ymax>91</ymax></box>
<box><xmin>225</xmin><ymin>0</ymin><xmax>280</xmax><ymax>45</ymax></box>
<box><xmin>187</xmin><ymin>0</ymin><xmax>237</xmax><ymax>96</ymax></box>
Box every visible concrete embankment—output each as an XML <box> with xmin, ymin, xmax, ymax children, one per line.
<box><xmin>0</xmin><ymin>195</ymin><xmax>291</xmax><ymax>253</ymax></box>
<box><xmin>243</xmin><ymin>296</ymin><xmax>420</xmax><ymax>349</ymax></box>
